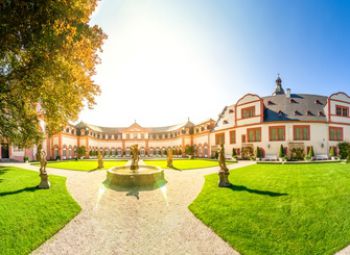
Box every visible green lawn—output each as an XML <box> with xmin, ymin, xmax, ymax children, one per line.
<box><xmin>144</xmin><ymin>159</ymin><xmax>235</xmax><ymax>170</ymax></box>
<box><xmin>0</xmin><ymin>166</ymin><xmax>80</xmax><ymax>255</ymax></box>
<box><xmin>31</xmin><ymin>159</ymin><xmax>127</xmax><ymax>171</ymax></box>
<box><xmin>189</xmin><ymin>163</ymin><xmax>350</xmax><ymax>255</ymax></box>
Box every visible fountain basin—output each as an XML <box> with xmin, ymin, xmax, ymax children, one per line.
<box><xmin>107</xmin><ymin>165</ymin><xmax>165</xmax><ymax>187</ymax></box>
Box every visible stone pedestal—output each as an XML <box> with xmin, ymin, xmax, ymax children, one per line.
<box><xmin>218</xmin><ymin>170</ymin><xmax>231</xmax><ymax>187</ymax></box>
<box><xmin>38</xmin><ymin>173</ymin><xmax>50</xmax><ymax>189</ymax></box>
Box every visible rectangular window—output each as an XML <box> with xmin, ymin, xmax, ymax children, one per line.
<box><xmin>269</xmin><ymin>126</ymin><xmax>285</xmax><ymax>141</ymax></box>
<box><xmin>329</xmin><ymin>127</ymin><xmax>343</xmax><ymax>141</ymax></box>
<box><xmin>229</xmin><ymin>130</ymin><xmax>236</xmax><ymax>144</ymax></box>
<box><xmin>242</xmin><ymin>134</ymin><xmax>246</xmax><ymax>143</ymax></box>
<box><xmin>215</xmin><ymin>133</ymin><xmax>225</xmax><ymax>145</ymax></box>
<box><xmin>247</xmin><ymin>128</ymin><xmax>261</xmax><ymax>142</ymax></box>
<box><xmin>336</xmin><ymin>105</ymin><xmax>349</xmax><ymax>117</ymax></box>
<box><xmin>293</xmin><ymin>125</ymin><xmax>310</xmax><ymax>141</ymax></box>
<box><xmin>241</xmin><ymin>106</ymin><xmax>256</xmax><ymax>119</ymax></box>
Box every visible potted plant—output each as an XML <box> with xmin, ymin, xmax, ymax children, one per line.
<box><xmin>23</xmin><ymin>156</ymin><xmax>29</xmax><ymax>163</ymax></box>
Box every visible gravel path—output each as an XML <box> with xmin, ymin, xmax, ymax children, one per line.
<box><xmin>2</xmin><ymin>161</ymin><xmax>255</xmax><ymax>255</ymax></box>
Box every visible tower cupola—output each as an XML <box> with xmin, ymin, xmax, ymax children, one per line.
<box><xmin>272</xmin><ymin>74</ymin><xmax>285</xmax><ymax>96</ymax></box>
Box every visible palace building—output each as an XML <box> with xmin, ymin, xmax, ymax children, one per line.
<box><xmin>1</xmin><ymin>76</ymin><xmax>349</xmax><ymax>161</ymax></box>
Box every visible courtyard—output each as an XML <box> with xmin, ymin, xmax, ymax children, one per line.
<box><xmin>1</xmin><ymin>161</ymin><xmax>350</xmax><ymax>255</ymax></box>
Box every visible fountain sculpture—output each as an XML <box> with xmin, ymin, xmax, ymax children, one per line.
<box><xmin>107</xmin><ymin>144</ymin><xmax>165</xmax><ymax>187</ymax></box>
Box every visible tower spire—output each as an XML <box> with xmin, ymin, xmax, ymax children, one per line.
<box><xmin>272</xmin><ymin>74</ymin><xmax>285</xmax><ymax>96</ymax></box>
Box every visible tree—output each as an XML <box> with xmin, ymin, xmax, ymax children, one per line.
<box><xmin>77</xmin><ymin>146</ymin><xmax>86</xmax><ymax>159</ymax></box>
<box><xmin>0</xmin><ymin>1</ymin><xmax>106</xmax><ymax>147</ymax></box>
<box><xmin>185</xmin><ymin>145</ymin><xmax>195</xmax><ymax>159</ymax></box>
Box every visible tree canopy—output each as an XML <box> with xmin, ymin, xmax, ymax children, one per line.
<box><xmin>0</xmin><ymin>0</ymin><xmax>106</xmax><ymax>146</ymax></box>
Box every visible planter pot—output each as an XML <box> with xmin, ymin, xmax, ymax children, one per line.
<box><xmin>331</xmin><ymin>156</ymin><xmax>336</xmax><ymax>161</ymax></box>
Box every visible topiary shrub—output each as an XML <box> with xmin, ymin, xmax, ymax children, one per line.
<box><xmin>279</xmin><ymin>144</ymin><xmax>285</xmax><ymax>158</ymax></box>
<box><xmin>232</xmin><ymin>148</ymin><xmax>237</xmax><ymax>159</ymax></box>
<box><xmin>255</xmin><ymin>147</ymin><xmax>262</xmax><ymax>160</ymax></box>
<box><xmin>307</xmin><ymin>146</ymin><xmax>315</xmax><ymax>159</ymax></box>
<box><xmin>329</xmin><ymin>146</ymin><xmax>335</xmax><ymax>158</ymax></box>
<box><xmin>338</xmin><ymin>142</ymin><xmax>350</xmax><ymax>159</ymax></box>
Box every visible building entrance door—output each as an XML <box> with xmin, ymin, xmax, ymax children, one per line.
<box><xmin>1</xmin><ymin>144</ymin><xmax>9</xmax><ymax>159</ymax></box>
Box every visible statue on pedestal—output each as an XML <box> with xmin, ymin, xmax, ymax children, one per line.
<box><xmin>97</xmin><ymin>151</ymin><xmax>104</xmax><ymax>169</ymax></box>
<box><xmin>38</xmin><ymin>149</ymin><xmax>50</xmax><ymax>189</ymax></box>
<box><xmin>130</xmin><ymin>144</ymin><xmax>139</xmax><ymax>171</ymax></box>
<box><xmin>167</xmin><ymin>148</ymin><xmax>173</xmax><ymax>168</ymax></box>
<box><xmin>218</xmin><ymin>144</ymin><xmax>231</xmax><ymax>187</ymax></box>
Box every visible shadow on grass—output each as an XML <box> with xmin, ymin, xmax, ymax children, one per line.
<box><xmin>169</xmin><ymin>166</ymin><xmax>182</xmax><ymax>171</ymax></box>
<box><xmin>0</xmin><ymin>168</ymin><xmax>9</xmax><ymax>175</ymax></box>
<box><xmin>0</xmin><ymin>186</ymin><xmax>38</xmax><ymax>197</ymax></box>
<box><xmin>226</xmin><ymin>184</ymin><xmax>288</xmax><ymax>197</ymax></box>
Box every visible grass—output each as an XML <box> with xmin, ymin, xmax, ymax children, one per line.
<box><xmin>144</xmin><ymin>158</ymin><xmax>236</xmax><ymax>170</ymax></box>
<box><xmin>189</xmin><ymin>163</ymin><xmax>350</xmax><ymax>255</ymax></box>
<box><xmin>0</xmin><ymin>166</ymin><xmax>80</xmax><ymax>255</ymax></box>
<box><xmin>31</xmin><ymin>159</ymin><xmax>127</xmax><ymax>171</ymax></box>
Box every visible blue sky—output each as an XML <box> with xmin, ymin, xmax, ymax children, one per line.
<box><xmin>79</xmin><ymin>0</ymin><xmax>350</xmax><ymax>127</ymax></box>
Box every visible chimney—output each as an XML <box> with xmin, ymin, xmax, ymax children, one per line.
<box><xmin>286</xmin><ymin>88</ymin><xmax>291</xmax><ymax>98</ymax></box>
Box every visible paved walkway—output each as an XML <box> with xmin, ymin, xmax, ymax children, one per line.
<box><xmin>2</xmin><ymin>161</ymin><xmax>255</xmax><ymax>255</ymax></box>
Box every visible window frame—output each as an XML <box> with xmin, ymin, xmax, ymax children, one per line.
<box><xmin>247</xmin><ymin>127</ymin><xmax>262</xmax><ymax>143</ymax></box>
<box><xmin>329</xmin><ymin>126</ymin><xmax>343</xmax><ymax>141</ymax></box>
<box><xmin>241</xmin><ymin>106</ymin><xmax>256</xmax><ymax>119</ymax></box>
<box><xmin>336</xmin><ymin>105</ymin><xmax>349</xmax><ymax>117</ymax></box>
<box><xmin>229</xmin><ymin>130</ymin><xmax>236</xmax><ymax>144</ymax></box>
<box><xmin>269</xmin><ymin>126</ymin><xmax>286</xmax><ymax>142</ymax></box>
<box><xmin>293</xmin><ymin>125</ymin><xmax>310</xmax><ymax>141</ymax></box>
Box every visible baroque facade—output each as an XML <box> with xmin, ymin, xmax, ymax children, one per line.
<box><xmin>1</xmin><ymin>77</ymin><xmax>349</xmax><ymax>161</ymax></box>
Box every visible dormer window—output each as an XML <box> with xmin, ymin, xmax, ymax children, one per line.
<box><xmin>319</xmin><ymin>111</ymin><xmax>325</xmax><ymax>117</ymax></box>
<box><xmin>306</xmin><ymin>111</ymin><xmax>313</xmax><ymax>116</ymax></box>
<box><xmin>278</xmin><ymin>110</ymin><xmax>284</xmax><ymax>117</ymax></box>
<box><xmin>295</xmin><ymin>111</ymin><xmax>302</xmax><ymax>116</ymax></box>
<box><xmin>223</xmin><ymin>120</ymin><xmax>229</xmax><ymax>124</ymax></box>
<box><xmin>268</xmin><ymin>100</ymin><xmax>275</xmax><ymax>105</ymax></box>
<box><xmin>290</xmin><ymin>99</ymin><xmax>298</xmax><ymax>104</ymax></box>
<box><xmin>241</xmin><ymin>106</ymin><xmax>255</xmax><ymax>119</ymax></box>
<box><xmin>315</xmin><ymin>100</ymin><xmax>323</xmax><ymax>105</ymax></box>
<box><xmin>229</xmin><ymin>109</ymin><xmax>234</xmax><ymax>114</ymax></box>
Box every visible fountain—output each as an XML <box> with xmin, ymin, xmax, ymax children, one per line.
<box><xmin>107</xmin><ymin>144</ymin><xmax>165</xmax><ymax>187</ymax></box>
